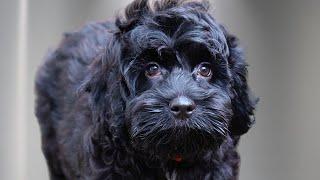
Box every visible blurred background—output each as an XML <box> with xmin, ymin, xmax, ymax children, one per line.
<box><xmin>1</xmin><ymin>0</ymin><xmax>320</xmax><ymax>179</ymax></box>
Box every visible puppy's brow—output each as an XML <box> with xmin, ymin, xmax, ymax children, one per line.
<box><xmin>138</xmin><ymin>48</ymin><xmax>161</xmax><ymax>62</ymax></box>
<box><xmin>178</xmin><ymin>41</ymin><xmax>214</xmax><ymax>67</ymax></box>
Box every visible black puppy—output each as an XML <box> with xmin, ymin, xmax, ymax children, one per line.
<box><xmin>35</xmin><ymin>0</ymin><xmax>257</xmax><ymax>179</ymax></box>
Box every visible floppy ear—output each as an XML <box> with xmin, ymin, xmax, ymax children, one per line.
<box><xmin>79</xmin><ymin>55</ymin><xmax>109</xmax><ymax>105</ymax></box>
<box><xmin>78</xmin><ymin>33</ymin><xmax>123</xmax><ymax>122</ymax></box>
<box><xmin>225</xmin><ymin>31</ymin><xmax>258</xmax><ymax>136</ymax></box>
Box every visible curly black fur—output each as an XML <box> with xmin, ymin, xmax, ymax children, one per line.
<box><xmin>35</xmin><ymin>0</ymin><xmax>257</xmax><ymax>179</ymax></box>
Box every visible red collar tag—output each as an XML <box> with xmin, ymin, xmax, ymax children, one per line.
<box><xmin>173</xmin><ymin>154</ymin><xmax>183</xmax><ymax>162</ymax></box>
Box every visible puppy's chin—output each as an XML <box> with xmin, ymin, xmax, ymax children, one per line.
<box><xmin>130</xmin><ymin>125</ymin><xmax>225</xmax><ymax>162</ymax></box>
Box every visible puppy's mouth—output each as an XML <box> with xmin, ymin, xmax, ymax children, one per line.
<box><xmin>130</xmin><ymin>125</ymin><xmax>224</xmax><ymax>162</ymax></box>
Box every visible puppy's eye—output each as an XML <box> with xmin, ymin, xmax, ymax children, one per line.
<box><xmin>145</xmin><ymin>63</ymin><xmax>161</xmax><ymax>78</ymax></box>
<box><xmin>197</xmin><ymin>63</ymin><xmax>212</xmax><ymax>78</ymax></box>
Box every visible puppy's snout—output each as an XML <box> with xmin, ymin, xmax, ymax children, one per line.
<box><xmin>169</xmin><ymin>96</ymin><xmax>195</xmax><ymax>119</ymax></box>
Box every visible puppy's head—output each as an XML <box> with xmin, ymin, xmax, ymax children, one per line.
<box><xmin>84</xmin><ymin>0</ymin><xmax>257</xmax><ymax>162</ymax></box>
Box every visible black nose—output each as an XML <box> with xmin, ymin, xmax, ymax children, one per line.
<box><xmin>170</xmin><ymin>96</ymin><xmax>196</xmax><ymax>119</ymax></box>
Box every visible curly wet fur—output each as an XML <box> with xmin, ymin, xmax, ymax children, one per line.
<box><xmin>35</xmin><ymin>0</ymin><xmax>257</xmax><ymax>179</ymax></box>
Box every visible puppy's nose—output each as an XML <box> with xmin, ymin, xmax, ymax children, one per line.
<box><xmin>170</xmin><ymin>96</ymin><xmax>195</xmax><ymax>119</ymax></box>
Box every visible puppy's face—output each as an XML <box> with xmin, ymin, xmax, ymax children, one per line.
<box><xmin>121</xmin><ymin>9</ymin><xmax>235</xmax><ymax>161</ymax></box>
<box><xmin>81</xmin><ymin>0</ymin><xmax>256</xmax><ymax>165</ymax></box>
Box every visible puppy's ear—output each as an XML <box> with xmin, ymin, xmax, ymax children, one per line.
<box><xmin>78</xmin><ymin>55</ymin><xmax>109</xmax><ymax>102</ymax></box>
<box><xmin>224</xmin><ymin>30</ymin><xmax>258</xmax><ymax>136</ymax></box>
<box><xmin>78</xmin><ymin>34</ymin><xmax>122</xmax><ymax>119</ymax></box>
